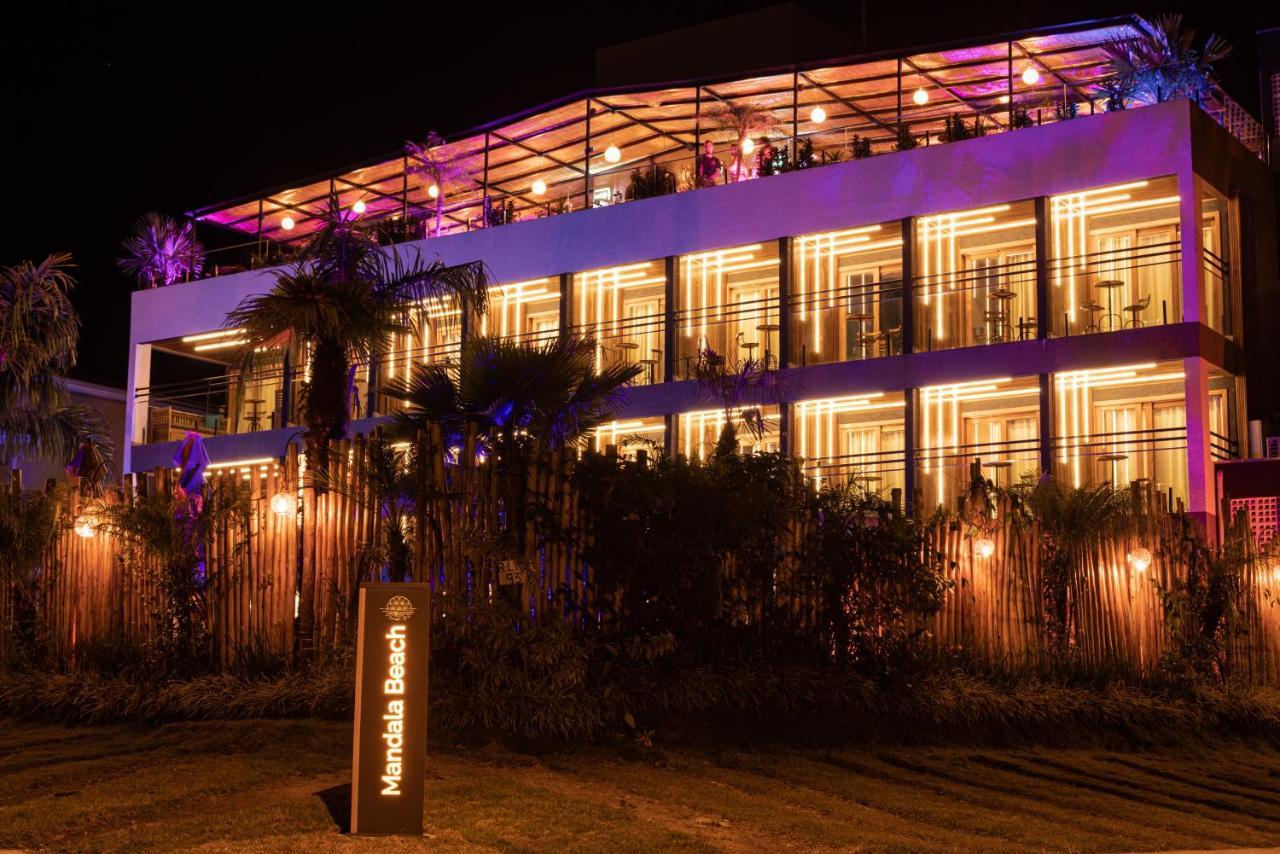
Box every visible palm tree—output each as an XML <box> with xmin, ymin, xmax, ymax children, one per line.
<box><xmin>384</xmin><ymin>334</ymin><xmax>641</xmax><ymax>456</ymax></box>
<box><xmin>117</xmin><ymin>212</ymin><xmax>207</xmax><ymax>288</ymax></box>
<box><xmin>691</xmin><ymin>346</ymin><xmax>783</xmax><ymax>458</ymax></box>
<box><xmin>0</xmin><ymin>253</ymin><xmax>113</xmax><ymax>478</ymax></box>
<box><xmin>384</xmin><ymin>334</ymin><xmax>640</xmax><ymax>571</ymax></box>
<box><xmin>406</xmin><ymin>133</ymin><xmax>471</xmax><ymax>238</ymax></box>
<box><xmin>225</xmin><ymin>206</ymin><xmax>489</xmax><ymax>460</ymax></box>
<box><xmin>1104</xmin><ymin>14</ymin><xmax>1232</xmax><ymax>106</ymax></box>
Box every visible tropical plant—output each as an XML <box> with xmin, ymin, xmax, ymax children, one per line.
<box><xmin>804</xmin><ymin>486</ymin><xmax>951</xmax><ymax>673</ymax></box>
<box><xmin>226</xmin><ymin>203</ymin><xmax>490</xmax><ymax>460</ymax></box>
<box><xmin>103</xmin><ymin>477</ymin><xmax>252</xmax><ymax>673</ymax></box>
<box><xmin>999</xmin><ymin>478</ymin><xmax>1135</xmax><ymax>659</ymax></box>
<box><xmin>1010</xmin><ymin>105</ymin><xmax>1034</xmax><ymax>129</ymax></box>
<box><xmin>405</xmin><ymin>132</ymin><xmax>471</xmax><ymax>238</ymax></box>
<box><xmin>0</xmin><ymin>254</ymin><xmax>112</xmax><ymax>479</ymax></box>
<box><xmin>384</xmin><ymin>334</ymin><xmax>640</xmax><ymax>456</ymax></box>
<box><xmin>850</xmin><ymin>135</ymin><xmax>873</xmax><ymax>159</ymax></box>
<box><xmin>1104</xmin><ymin>14</ymin><xmax>1231</xmax><ymax>106</ymax></box>
<box><xmin>893</xmin><ymin>123</ymin><xmax>919</xmax><ymax>151</ymax></box>
<box><xmin>690</xmin><ymin>346</ymin><xmax>783</xmax><ymax>457</ymax></box>
<box><xmin>626</xmin><ymin>165</ymin><xmax>677</xmax><ymax>200</ymax></box>
<box><xmin>940</xmin><ymin>114</ymin><xmax>972</xmax><ymax>142</ymax></box>
<box><xmin>117</xmin><ymin>213</ymin><xmax>206</xmax><ymax>289</ymax></box>
<box><xmin>706</xmin><ymin>101</ymin><xmax>781</xmax><ymax>149</ymax></box>
<box><xmin>0</xmin><ymin>481</ymin><xmax>61</xmax><ymax>666</ymax></box>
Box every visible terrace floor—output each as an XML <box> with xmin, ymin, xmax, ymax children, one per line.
<box><xmin>4</xmin><ymin>719</ymin><xmax>1280</xmax><ymax>852</ymax></box>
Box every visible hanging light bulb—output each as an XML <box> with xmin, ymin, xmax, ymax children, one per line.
<box><xmin>280</xmin><ymin>215</ymin><xmax>296</xmax><ymax>231</ymax></box>
<box><xmin>1127</xmin><ymin>547</ymin><xmax>1152</xmax><ymax>573</ymax></box>
<box><xmin>741</xmin><ymin>137</ymin><xmax>755</xmax><ymax>155</ymax></box>
<box><xmin>352</xmin><ymin>199</ymin><xmax>366</xmax><ymax>215</ymax></box>
<box><xmin>912</xmin><ymin>87</ymin><xmax>929</xmax><ymax>106</ymax></box>
<box><xmin>531</xmin><ymin>178</ymin><xmax>547</xmax><ymax>196</ymax></box>
<box><xmin>74</xmin><ymin>514</ymin><xmax>97</xmax><ymax>539</ymax></box>
<box><xmin>1021</xmin><ymin>66</ymin><xmax>1041</xmax><ymax>86</ymax></box>
<box><xmin>809</xmin><ymin>106</ymin><xmax>827</xmax><ymax>124</ymax></box>
<box><xmin>975</xmin><ymin>537</ymin><xmax>995</xmax><ymax>559</ymax></box>
<box><xmin>270</xmin><ymin>492</ymin><xmax>295</xmax><ymax>517</ymax></box>
<box><xmin>998</xmin><ymin>94</ymin><xmax>1010</xmax><ymax>104</ymax></box>
<box><xmin>427</xmin><ymin>183</ymin><xmax>440</xmax><ymax>199</ymax></box>
<box><xmin>604</xmin><ymin>144</ymin><xmax>621</xmax><ymax>163</ymax></box>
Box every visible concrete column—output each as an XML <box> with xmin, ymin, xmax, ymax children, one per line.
<box><xmin>1177</xmin><ymin>170</ymin><xmax>1204</xmax><ymax>325</ymax></box>
<box><xmin>1034</xmin><ymin>197</ymin><xmax>1049</xmax><ymax>338</ymax></box>
<box><xmin>777</xmin><ymin>237</ymin><xmax>791</xmax><ymax>369</ymax></box>
<box><xmin>1183</xmin><ymin>355</ymin><xmax>1215</xmax><ymax>532</ymax></box>
<box><xmin>903</xmin><ymin>386</ymin><xmax>917</xmax><ymax>515</ymax></box>
<box><xmin>1038</xmin><ymin>373</ymin><xmax>1053</xmax><ymax>477</ymax></box>
<box><xmin>900</xmin><ymin>217</ymin><xmax>915</xmax><ymax>355</ymax></box>
<box><xmin>559</xmin><ymin>272</ymin><xmax>573</xmax><ymax>335</ymax></box>
<box><xmin>123</xmin><ymin>342</ymin><xmax>152</xmax><ymax>473</ymax></box>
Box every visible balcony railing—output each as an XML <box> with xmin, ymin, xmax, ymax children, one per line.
<box><xmin>913</xmin><ymin>257</ymin><xmax>1038</xmax><ymax>352</ymax></box>
<box><xmin>1048</xmin><ymin>240</ymin><xmax>1182</xmax><ymax>337</ymax></box>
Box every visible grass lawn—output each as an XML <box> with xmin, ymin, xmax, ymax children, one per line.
<box><xmin>3</xmin><ymin>720</ymin><xmax>1280</xmax><ymax>852</ymax></box>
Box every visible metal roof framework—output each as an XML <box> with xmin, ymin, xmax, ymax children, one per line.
<box><xmin>189</xmin><ymin>16</ymin><xmax>1262</xmax><ymax>249</ymax></box>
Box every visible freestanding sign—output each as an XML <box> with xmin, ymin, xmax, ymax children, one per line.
<box><xmin>350</xmin><ymin>583</ymin><xmax>429</xmax><ymax>835</ymax></box>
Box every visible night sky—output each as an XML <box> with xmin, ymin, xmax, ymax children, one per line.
<box><xmin>4</xmin><ymin>1</ymin><xmax>1275</xmax><ymax>388</ymax></box>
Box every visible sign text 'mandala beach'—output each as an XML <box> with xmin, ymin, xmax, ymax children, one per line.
<box><xmin>380</xmin><ymin>624</ymin><xmax>408</xmax><ymax>796</ymax></box>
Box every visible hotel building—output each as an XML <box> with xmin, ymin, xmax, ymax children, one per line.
<box><xmin>125</xmin><ymin>16</ymin><xmax>1280</xmax><ymax>532</ymax></box>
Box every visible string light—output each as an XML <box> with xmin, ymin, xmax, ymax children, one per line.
<box><xmin>809</xmin><ymin>106</ymin><xmax>826</xmax><ymax>124</ymax></box>
<box><xmin>352</xmin><ymin>199</ymin><xmax>366</xmax><ymax>215</ymax></box>
<box><xmin>913</xmin><ymin>87</ymin><xmax>929</xmax><ymax>105</ymax></box>
<box><xmin>427</xmin><ymin>183</ymin><xmax>440</xmax><ymax>199</ymax></box>
<box><xmin>741</xmin><ymin>138</ymin><xmax>755</xmax><ymax>155</ymax></box>
<box><xmin>280</xmin><ymin>216</ymin><xmax>296</xmax><ymax>231</ymax></box>
<box><xmin>531</xmin><ymin>179</ymin><xmax>547</xmax><ymax>196</ymax></box>
<box><xmin>975</xmin><ymin>537</ymin><xmax>996</xmax><ymax>559</ymax></box>
<box><xmin>604</xmin><ymin>145</ymin><xmax>621</xmax><ymax>163</ymax></box>
<box><xmin>1022</xmin><ymin>66</ymin><xmax>1041</xmax><ymax>85</ymax></box>
<box><xmin>74</xmin><ymin>515</ymin><xmax>97</xmax><ymax>539</ymax></box>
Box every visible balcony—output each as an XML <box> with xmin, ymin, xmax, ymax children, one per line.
<box><xmin>185</xmin><ymin>18</ymin><xmax>1267</xmax><ymax>280</ymax></box>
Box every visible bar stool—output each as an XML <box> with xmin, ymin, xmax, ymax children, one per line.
<box><xmin>1123</xmin><ymin>294</ymin><xmax>1151</xmax><ymax>328</ymax></box>
<box><xmin>1079</xmin><ymin>300</ymin><xmax>1104</xmax><ymax>334</ymax></box>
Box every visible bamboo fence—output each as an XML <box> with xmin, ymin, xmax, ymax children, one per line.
<box><xmin>7</xmin><ymin>435</ymin><xmax>1280</xmax><ymax>682</ymax></box>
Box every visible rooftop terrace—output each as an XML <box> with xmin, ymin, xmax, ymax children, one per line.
<box><xmin>188</xmin><ymin>15</ymin><xmax>1266</xmax><ymax>272</ymax></box>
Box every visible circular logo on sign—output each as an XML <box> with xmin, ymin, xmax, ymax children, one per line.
<box><xmin>381</xmin><ymin>595</ymin><xmax>416</xmax><ymax>622</ymax></box>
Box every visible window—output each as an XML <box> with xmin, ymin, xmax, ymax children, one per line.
<box><xmin>913</xmin><ymin>201</ymin><xmax>1037</xmax><ymax>351</ymax></box>
<box><xmin>1048</xmin><ymin>177</ymin><xmax>1181</xmax><ymax>336</ymax></box>
<box><xmin>916</xmin><ymin>376</ymin><xmax>1041</xmax><ymax>508</ymax></box>
<box><xmin>793</xmin><ymin>393</ymin><xmax>906</xmax><ymax>493</ymax></box>
<box><xmin>574</xmin><ymin>261</ymin><xmax>667</xmax><ymax>384</ymax></box>
<box><xmin>677</xmin><ymin>243</ymin><xmax>780</xmax><ymax>375</ymax></box>
<box><xmin>481</xmin><ymin>278</ymin><xmax>560</xmax><ymax>346</ymax></box>
<box><xmin>1052</xmin><ymin>362</ymin><xmax>1189</xmax><ymax>502</ymax></box>
<box><xmin>791</xmin><ymin>224</ymin><xmax>904</xmax><ymax>366</ymax></box>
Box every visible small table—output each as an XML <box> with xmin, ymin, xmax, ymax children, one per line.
<box><xmin>1016</xmin><ymin>318</ymin><xmax>1038</xmax><ymax>340</ymax></box>
<box><xmin>756</xmin><ymin>323</ymin><xmax>780</xmax><ymax>364</ymax></box>
<box><xmin>1098</xmin><ymin>451</ymin><xmax>1128</xmax><ymax>484</ymax></box>
<box><xmin>1095</xmin><ymin>280</ymin><xmax>1125</xmax><ymax>331</ymax></box>
<box><xmin>244</xmin><ymin>398</ymin><xmax>266</xmax><ymax>431</ymax></box>
<box><xmin>637</xmin><ymin>358</ymin><xmax>658</xmax><ymax>384</ymax></box>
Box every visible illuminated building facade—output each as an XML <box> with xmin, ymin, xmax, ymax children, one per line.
<box><xmin>125</xmin><ymin>17</ymin><xmax>1278</xmax><ymax>531</ymax></box>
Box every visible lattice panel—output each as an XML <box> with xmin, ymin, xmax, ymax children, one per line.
<box><xmin>1233</xmin><ymin>496</ymin><xmax>1280</xmax><ymax>547</ymax></box>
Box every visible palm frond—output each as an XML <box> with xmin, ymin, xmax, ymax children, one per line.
<box><xmin>0</xmin><ymin>253</ymin><xmax>80</xmax><ymax>385</ymax></box>
<box><xmin>117</xmin><ymin>213</ymin><xmax>206</xmax><ymax>288</ymax></box>
<box><xmin>0</xmin><ymin>404</ymin><xmax>114</xmax><ymax>480</ymax></box>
